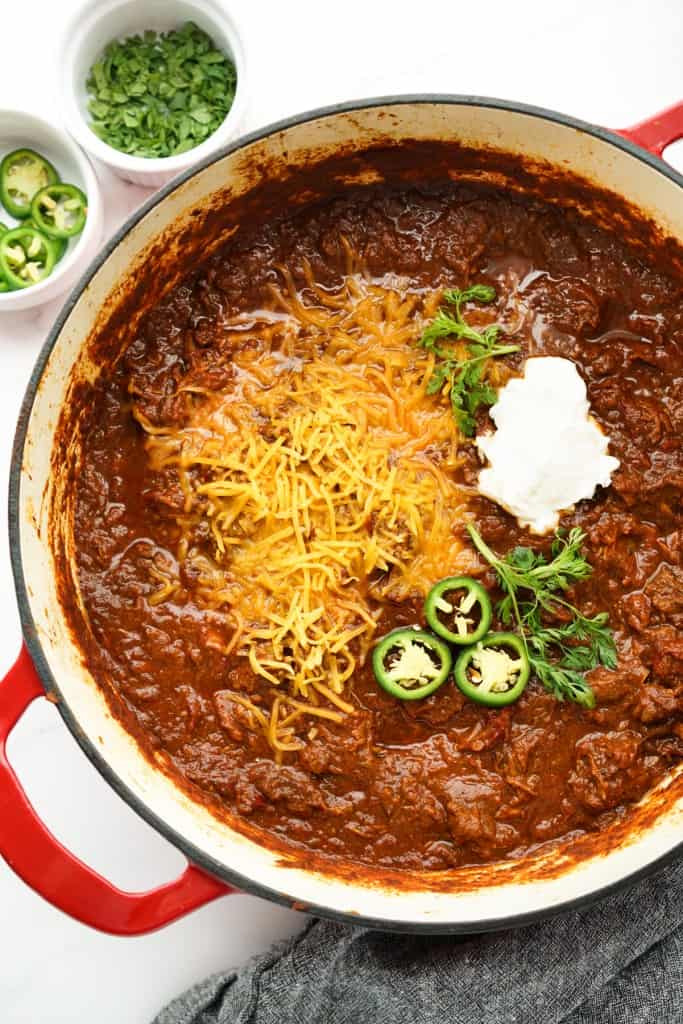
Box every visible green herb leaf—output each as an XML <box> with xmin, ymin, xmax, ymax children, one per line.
<box><xmin>189</xmin><ymin>107</ymin><xmax>213</xmax><ymax>125</ymax></box>
<box><xmin>419</xmin><ymin>285</ymin><xmax>519</xmax><ymax>436</ymax></box>
<box><xmin>467</xmin><ymin>524</ymin><xmax>617</xmax><ymax>708</ymax></box>
<box><xmin>443</xmin><ymin>283</ymin><xmax>497</xmax><ymax>305</ymax></box>
<box><xmin>529</xmin><ymin>659</ymin><xmax>596</xmax><ymax>708</ymax></box>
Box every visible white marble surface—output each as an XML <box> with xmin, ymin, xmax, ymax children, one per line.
<box><xmin>0</xmin><ymin>1</ymin><xmax>681</xmax><ymax>1021</ymax></box>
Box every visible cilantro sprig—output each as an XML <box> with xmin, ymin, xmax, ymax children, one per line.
<box><xmin>419</xmin><ymin>285</ymin><xmax>519</xmax><ymax>436</ymax></box>
<box><xmin>86</xmin><ymin>22</ymin><xmax>237</xmax><ymax>159</ymax></box>
<box><xmin>467</xmin><ymin>524</ymin><xmax>617</xmax><ymax>708</ymax></box>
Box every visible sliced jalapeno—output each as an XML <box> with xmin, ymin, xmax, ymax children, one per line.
<box><xmin>0</xmin><ymin>220</ymin><xmax>9</xmax><ymax>287</ymax></box>
<box><xmin>22</xmin><ymin>217</ymin><xmax>67</xmax><ymax>261</ymax></box>
<box><xmin>0</xmin><ymin>149</ymin><xmax>59</xmax><ymax>219</ymax></box>
<box><xmin>425</xmin><ymin>576</ymin><xmax>493</xmax><ymax>645</ymax></box>
<box><xmin>0</xmin><ymin>226</ymin><xmax>56</xmax><ymax>289</ymax></box>
<box><xmin>373</xmin><ymin>627</ymin><xmax>452</xmax><ymax>700</ymax></box>
<box><xmin>454</xmin><ymin>632</ymin><xmax>530</xmax><ymax>707</ymax></box>
<box><xmin>31</xmin><ymin>183</ymin><xmax>87</xmax><ymax>239</ymax></box>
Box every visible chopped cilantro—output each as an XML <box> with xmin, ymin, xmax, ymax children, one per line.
<box><xmin>86</xmin><ymin>22</ymin><xmax>237</xmax><ymax>159</ymax></box>
<box><xmin>419</xmin><ymin>284</ymin><xmax>519</xmax><ymax>436</ymax></box>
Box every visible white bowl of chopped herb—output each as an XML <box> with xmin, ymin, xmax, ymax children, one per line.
<box><xmin>58</xmin><ymin>0</ymin><xmax>247</xmax><ymax>188</ymax></box>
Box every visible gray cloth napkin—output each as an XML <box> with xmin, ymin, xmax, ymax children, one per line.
<box><xmin>153</xmin><ymin>860</ymin><xmax>683</xmax><ymax>1024</ymax></box>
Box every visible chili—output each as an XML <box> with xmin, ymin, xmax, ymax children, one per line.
<box><xmin>66</xmin><ymin>165</ymin><xmax>683</xmax><ymax>872</ymax></box>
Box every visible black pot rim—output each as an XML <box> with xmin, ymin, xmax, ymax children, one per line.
<box><xmin>9</xmin><ymin>93</ymin><xmax>683</xmax><ymax>935</ymax></box>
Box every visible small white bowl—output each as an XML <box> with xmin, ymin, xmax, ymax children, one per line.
<box><xmin>58</xmin><ymin>0</ymin><xmax>248</xmax><ymax>188</ymax></box>
<box><xmin>0</xmin><ymin>110</ymin><xmax>103</xmax><ymax>313</ymax></box>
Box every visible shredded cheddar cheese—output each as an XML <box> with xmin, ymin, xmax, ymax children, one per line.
<box><xmin>134</xmin><ymin>263</ymin><xmax>477</xmax><ymax>755</ymax></box>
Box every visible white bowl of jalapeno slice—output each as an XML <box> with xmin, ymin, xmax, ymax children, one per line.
<box><xmin>0</xmin><ymin>109</ymin><xmax>102</xmax><ymax>312</ymax></box>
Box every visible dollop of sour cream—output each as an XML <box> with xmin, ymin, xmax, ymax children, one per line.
<box><xmin>476</xmin><ymin>357</ymin><xmax>619</xmax><ymax>534</ymax></box>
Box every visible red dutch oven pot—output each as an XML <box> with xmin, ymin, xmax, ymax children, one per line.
<box><xmin>0</xmin><ymin>97</ymin><xmax>682</xmax><ymax>936</ymax></box>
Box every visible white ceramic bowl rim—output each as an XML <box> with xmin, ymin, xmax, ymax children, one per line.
<box><xmin>10</xmin><ymin>95</ymin><xmax>683</xmax><ymax>933</ymax></box>
<box><xmin>57</xmin><ymin>0</ymin><xmax>247</xmax><ymax>176</ymax></box>
<box><xmin>0</xmin><ymin>109</ymin><xmax>102</xmax><ymax>307</ymax></box>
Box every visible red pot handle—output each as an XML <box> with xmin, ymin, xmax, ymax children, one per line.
<box><xmin>0</xmin><ymin>644</ymin><xmax>233</xmax><ymax>935</ymax></box>
<box><xmin>617</xmin><ymin>100</ymin><xmax>683</xmax><ymax>158</ymax></box>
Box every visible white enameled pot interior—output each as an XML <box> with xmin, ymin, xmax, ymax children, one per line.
<box><xmin>17</xmin><ymin>101</ymin><xmax>683</xmax><ymax>928</ymax></box>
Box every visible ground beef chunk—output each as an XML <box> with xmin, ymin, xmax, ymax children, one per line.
<box><xmin>585</xmin><ymin>335</ymin><xmax>663</xmax><ymax>377</ymax></box>
<box><xmin>587</xmin><ymin>661</ymin><xmax>648</xmax><ymax>703</ymax></box>
<box><xmin>613</xmin><ymin>448</ymin><xmax>683</xmax><ymax>502</ymax></box>
<box><xmin>297</xmin><ymin>716</ymin><xmax>374</xmax><ymax>775</ymax></box>
<box><xmin>183</xmin><ymin>346</ymin><xmax>235</xmax><ymax>391</ymax></box>
<box><xmin>646</xmin><ymin>564</ymin><xmax>683</xmax><ymax>614</ymax></box>
<box><xmin>234</xmin><ymin>775</ymin><xmax>267</xmax><ymax>815</ymax></box>
<box><xmin>620</xmin><ymin>592</ymin><xmax>652</xmax><ymax>633</ymax></box>
<box><xmin>649</xmin><ymin>628</ymin><xmax>683</xmax><ymax>680</ymax></box>
<box><xmin>522</xmin><ymin>274</ymin><xmax>602</xmax><ymax>335</ymax></box>
<box><xmin>244</xmin><ymin>763</ymin><xmax>351</xmax><ymax>817</ymax></box>
<box><xmin>142</xmin><ymin>468</ymin><xmax>186</xmax><ymax>516</ymax></box>
<box><xmin>633</xmin><ymin>684</ymin><xmax>682</xmax><ymax>724</ymax></box>
<box><xmin>505</xmin><ymin>724</ymin><xmax>546</xmax><ymax>775</ymax></box>
<box><xmin>621</xmin><ymin>395</ymin><xmax>672</xmax><ymax>446</ymax></box>
<box><xmin>569</xmin><ymin>731</ymin><xmax>643</xmax><ymax>812</ymax></box>
<box><xmin>213</xmin><ymin>691</ymin><xmax>248</xmax><ymax>742</ymax></box>
<box><xmin>442</xmin><ymin>771</ymin><xmax>503</xmax><ymax>849</ymax></box>
<box><xmin>432</xmin><ymin>205</ymin><xmax>488</xmax><ymax>277</ymax></box>
<box><xmin>385</xmin><ymin>780</ymin><xmax>448</xmax><ymax>836</ymax></box>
